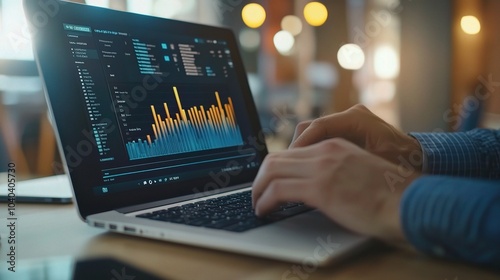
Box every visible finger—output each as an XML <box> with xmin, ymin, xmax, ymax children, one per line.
<box><xmin>290</xmin><ymin>111</ymin><xmax>355</xmax><ymax>149</ymax></box>
<box><xmin>254</xmin><ymin>179</ymin><xmax>313</xmax><ymax>216</ymax></box>
<box><xmin>252</xmin><ymin>156</ymin><xmax>312</xmax><ymax>207</ymax></box>
<box><xmin>289</xmin><ymin>120</ymin><xmax>312</xmax><ymax>148</ymax></box>
<box><xmin>251</xmin><ymin>154</ymin><xmax>314</xmax><ymax>207</ymax></box>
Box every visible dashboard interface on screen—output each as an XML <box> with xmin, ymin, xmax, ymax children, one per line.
<box><xmin>57</xmin><ymin>20</ymin><xmax>262</xmax><ymax>197</ymax></box>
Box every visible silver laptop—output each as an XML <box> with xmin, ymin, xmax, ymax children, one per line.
<box><xmin>24</xmin><ymin>0</ymin><xmax>367</xmax><ymax>265</ymax></box>
<box><xmin>0</xmin><ymin>175</ymin><xmax>72</xmax><ymax>203</ymax></box>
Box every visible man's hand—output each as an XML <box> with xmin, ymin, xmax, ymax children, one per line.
<box><xmin>290</xmin><ymin>105</ymin><xmax>423</xmax><ymax>170</ymax></box>
<box><xmin>252</xmin><ymin>138</ymin><xmax>420</xmax><ymax>243</ymax></box>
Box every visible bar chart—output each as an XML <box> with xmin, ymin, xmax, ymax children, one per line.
<box><xmin>126</xmin><ymin>86</ymin><xmax>244</xmax><ymax>160</ymax></box>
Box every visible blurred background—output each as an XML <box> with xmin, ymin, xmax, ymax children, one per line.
<box><xmin>1</xmin><ymin>0</ymin><xmax>499</xmax><ymax>179</ymax></box>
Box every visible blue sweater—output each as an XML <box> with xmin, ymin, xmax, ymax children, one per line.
<box><xmin>404</xmin><ymin>129</ymin><xmax>500</xmax><ymax>267</ymax></box>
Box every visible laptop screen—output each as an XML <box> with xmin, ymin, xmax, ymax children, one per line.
<box><xmin>25</xmin><ymin>1</ymin><xmax>267</xmax><ymax>217</ymax></box>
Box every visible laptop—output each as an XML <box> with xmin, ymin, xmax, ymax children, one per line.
<box><xmin>0</xmin><ymin>175</ymin><xmax>72</xmax><ymax>203</ymax></box>
<box><xmin>24</xmin><ymin>0</ymin><xmax>367</xmax><ymax>265</ymax></box>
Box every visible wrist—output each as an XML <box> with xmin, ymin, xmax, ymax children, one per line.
<box><xmin>374</xmin><ymin>133</ymin><xmax>424</xmax><ymax>173</ymax></box>
<box><xmin>376</xmin><ymin>172</ymin><xmax>420</xmax><ymax>244</ymax></box>
<box><xmin>406</xmin><ymin>136</ymin><xmax>424</xmax><ymax>172</ymax></box>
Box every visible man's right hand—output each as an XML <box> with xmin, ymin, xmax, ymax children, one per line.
<box><xmin>290</xmin><ymin>104</ymin><xmax>423</xmax><ymax>170</ymax></box>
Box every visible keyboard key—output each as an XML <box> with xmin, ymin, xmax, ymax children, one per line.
<box><xmin>136</xmin><ymin>190</ymin><xmax>311</xmax><ymax>233</ymax></box>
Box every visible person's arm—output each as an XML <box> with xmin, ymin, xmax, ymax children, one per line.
<box><xmin>411</xmin><ymin>129</ymin><xmax>500</xmax><ymax>179</ymax></box>
<box><xmin>251</xmin><ymin>139</ymin><xmax>500</xmax><ymax>267</ymax></box>
<box><xmin>254</xmin><ymin>105</ymin><xmax>500</xmax><ymax>267</ymax></box>
<box><xmin>402</xmin><ymin>175</ymin><xmax>500</xmax><ymax>267</ymax></box>
<box><xmin>289</xmin><ymin>105</ymin><xmax>500</xmax><ymax>179</ymax></box>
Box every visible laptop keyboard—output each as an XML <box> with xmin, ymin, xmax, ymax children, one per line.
<box><xmin>136</xmin><ymin>190</ymin><xmax>310</xmax><ymax>232</ymax></box>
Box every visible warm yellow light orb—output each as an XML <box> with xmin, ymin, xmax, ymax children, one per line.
<box><xmin>304</xmin><ymin>2</ymin><xmax>328</xmax><ymax>27</ymax></box>
<box><xmin>242</xmin><ymin>3</ymin><xmax>266</xmax><ymax>29</ymax></box>
<box><xmin>461</xmin><ymin>15</ymin><xmax>481</xmax><ymax>35</ymax></box>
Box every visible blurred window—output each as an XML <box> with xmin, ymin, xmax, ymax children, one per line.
<box><xmin>0</xmin><ymin>0</ymin><xmax>34</xmax><ymax>61</ymax></box>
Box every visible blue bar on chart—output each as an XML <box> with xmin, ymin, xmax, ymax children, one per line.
<box><xmin>126</xmin><ymin>86</ymin><xmax>244</xmax><ymax>160</ymax></box>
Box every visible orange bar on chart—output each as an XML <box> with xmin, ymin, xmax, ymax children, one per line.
<box><xmin>160</xmin><ymin>119</ymin><xmax>167</xmax><ymax>137</ymax></box>
<box><xmin>176</xmin><ymin>113</ymin><xmax>181</xmax><ymax>125</ymax></box>
<box><xmin>187</xmin><ymin>109</ymin><xmax>195</xmax><ymax>126</ymax></box>
<box><xmin>215</xmin><ymin>91</ymin><xmax>225</xmax><ymax>119</ymax></box>
<box><xmin>228</xmin><ymin>98</ymin><xmax>235</xmax><ymax>120</ymax></box>
<box><xmin>163</xmin><ymin>102</ymin><xmax>171</xmax><ymax>119</ymax></box>
<box><xmin>151</xmin><ymin>105</ymin><xmax>160</xmax><ymax>138</ymax></box>
<box><xmin>225</xmin><ymin>104</ymin><xmax>234</xmax><ymax>126</ymax></box>
<box><xmin>194</xmin><ymin>107</ymin><xmax>203</xmax><ymax>128</ymax></box>
<box><xmin>156</xmin><ymin>114</ymin><xmax>165</xmax><ymax>137</ymax></box>
<box><xmin>152</xmin><ymin>124</ymin><xmax>158</xmax><ymax>139</ymax></box>
<box><xmin>173</xmin><ymin>119</ymin><xmax>179</xmax><ymax>132</ymax></box>
<box><xmin>163</xmin><ymin>103</ymin><xmax>172</xmax><ymax>131</ymax></box>
<box><xmin>173</xmin><ymin>86</ymin><xmax>188</xmax><ymax>122</ymax></box>
<box><xmin>207</xmin><ymin>109</ymin><xmax>213</xmax><ymax>124</ymax></box>
<box><xmin>191</xmin><ymin>108</ymin><xmax>200</xmax><ymax>129</ymax></box>
<box><xmin>200</xmin><ymin>106</ymin><xmax>207</xmax><ymax>125</ymax></box>
<box><xmin>209</xmin><ymin>107</ymin><xmax>217</xmax><ymax>128</ymax></box>
<box><xmin>210</xmin><ymin>106</ymin><xmax>217</xmax><ymax>125</ymax></box>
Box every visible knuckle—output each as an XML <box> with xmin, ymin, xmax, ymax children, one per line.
<box><xmin>265</xmin><ymin>152</ymin><xmax>282</xmax><ymax>163</ymax></box>
<box><xmin>268</xmin><ymin>181</ymin><xmax>286</xmax><ymax>197</ymax></box>
<box><xmin>265</xmin><ymin>152</ymin><xmax>278</xmax><ymax>160</ymax></box>
<box><xmin>296</xmin><ymin>120</ymin><xmax>312</xmax><ymax>130</ymax></box>
<box><xmin>311</xmin><ymin>116</ymin><xmax>328</xmax><ymax>127</ymax></box>
<box><xmin>337</xmin><ymin>146</ymin><xmax>359</xmax><ymax>164</ymax></box>
<box><xmin>262</xmin><ymin>154</ymin><xmax>279</xmax><ymax>171</ymax></box>
<box><xmin>317</xmin><ymin>155</ymin><xmax>335</xmax><ymax>167</ymax></box>
<box><xmin>352</xmin><ymin>104</ymin><xmax>368</xmax><ymax>112</ymax></box>
<box><xmin>319</xmin><ymin>138</ymin><xmax>343</xmax><ymax>152</ymax></box>
<box><xmin>335</xmin><ymin>138</ymin><xmax>351</xmax><ymax>147</ymax></box>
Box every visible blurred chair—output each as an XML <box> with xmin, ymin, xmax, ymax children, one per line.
<box><xmin>0</xmin><ymin>59</ymin><xmax>57</xmax><ymax>176</ymax></box>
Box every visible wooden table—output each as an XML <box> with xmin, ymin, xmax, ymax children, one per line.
<box><xmin>0</xmin><ymin>203</ymin><xmax>498</xmax><ymax>279</ymax></box>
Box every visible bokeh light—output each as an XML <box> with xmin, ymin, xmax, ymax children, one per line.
<box><xmin>85</xmin><ymin>0</ymin><xmax>110</xmax><ymax>8</ymax></box>
<box><xmin>126</xmin><ymin>0</ymin><xmax>154</xmax><ymax>15</ymax></box>
<box><xmin>239</xmin><ymin>28</ymin><xmax>261</xmax><ymax>51</ymax></box>
<box><xmin>374</xmin><ymin>45</ymin><xmax>399</xmax><ymax>79</ymax></box>
<box><xmin>337</xmin><ymin>44</ymin><xmax>365</xmax><ymax>70</ymax></box>
<box><xmin>273</xmin><ymin>30</ymin><xmax>295</xmax><ymax>55</ymax></box>
<box><xmin>461</xmin><ymin>15</ymin><xmax>481</xmax><ymax>35</ymax></box>
<box><xmin>152</xmin><ymin>0</ymin><xmax>196</xmax><ymax>18</ymax></box>
<box><xmin>242</xmin><ymin>3</ymin><xmax>266</xmax><ymax>29</ymax></box>
<box><xmin>361</xmin><ymin>81</ymin><xmax>396</xmax><ymax>105</ymax></box>
<box><xmin>281</xmin><ymin>15</ymin><xmax>303</xmax><ymax>36</ymax></box>
<box><xmin>304</xmin><ymin>2</ymin><xmax>328</xmax><ymax>27</ymax></box>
